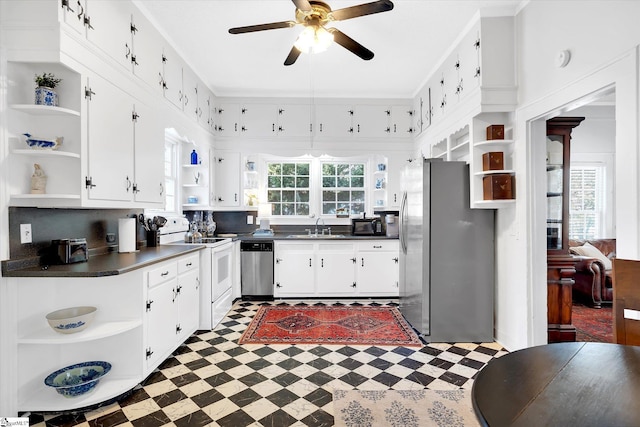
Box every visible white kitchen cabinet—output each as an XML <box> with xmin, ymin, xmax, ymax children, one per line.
<box><xmin>240</xmin><ymin>103</ymin><xmax>276</xmax><ymax>137</ymax></box>
<box><xmin>145</xmin><ymin>254</ymin><xmax>200</xmax><ymax>375</ymax></box>
<box><xmin>61</xmin><ymin>0</ymin><xmax>87</xmax><ymax>36</ymax></box>
<box><xmin>145</xmin><ymin>267</ymin><xmax>177</xmax><ymax>371</ymax></box>
<box><xmin>85</xmin><ymin>0</ymin><xmax>134</xmax><ymax>73</ymax></box>
<box><xmin>132</xmin><ymin>101</ymin><xmax>164</xmax><ymax>204</ymax></box>
<box><xmin>85</xmin><ymin>73</ymin><xmax>134</xmax><ymax>202</ymax></box>
<box><xmin>356</xmin><ymin>241</ymin><xmax>400</xmax><ymax>295</ymax></box>
<box><xmin>278</xmin><ymin>104</ymin><xmax>313</xmax><ymax>137</ymax></box>
<box><xmin>314</xmin><ymin>104</ymin><xmax>353</xmax><ymax>138</ymax></box>
<box><xmin>176</xmin><ymin>255</ymin><xmax>200</xmax><ymax>344</ymax></box>
<box><xmin>85</xmin><ymin>73</ymin><xmax>163</xmax><ymax>205</ymax></box>
<box><xmin>316</xmin><ymin>243</ymin><xmax>357</xmax><ymax>295</ymax></box>
<box><xmin>161</xmin><ymin>44</ymin><xmax>184</xmax><ymax>110</ymax></box>
<box><xmin>214</xmin><ymin>150</ymin><xmax>241</xmax><ymax>207</ymax></box>
<box><xmin>214</xmin><ymin>103</ymin><xmax>240</xmax><ymax>136</ymax></box>
<box><xmin>391</xmin><ymin>105</ymin><xmax>414</xmax><ymax>138</ymax></box>
<box><xmin>274</xmin><ymin>240</ymin><xmax>399</xmax><ymax>297</ymax></box>
<box><xmin>130</xmin><ymin>8</ymin><xmax>164</xmax><ymax>93</ymax></box>
<box><xmin>353</xmin><ymin>105</ymin><xmax>389</xmax><ymax>138</ymax></box>
<box><xmin>386</xmin><ymin>153</ymin><xmax>409</xmax><ymax>209</ymax></box>
<box><xmin>274</xmin><ymin>242</ymin><xmax>316</xmax><ymax>297</ymax></box>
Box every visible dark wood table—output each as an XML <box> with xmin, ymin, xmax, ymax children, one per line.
<box><xmin>472</xmin><ymin>342</ymin><xmax>640</xmax><ymax>426</ymax></box>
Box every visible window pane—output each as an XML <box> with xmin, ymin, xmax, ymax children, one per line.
<box><xmin>320</xmin><ymin>161</ymin><xmax>367</xmax><ymax>216</ymax></box>
<box><xmin>267</xmin><ymin>190</ymin><xmax>281</xmax><ymax>203</ymax></box>
<box><xmin>282</xmin><ymin>176</ymin><xmax>295</xmax><ymax>188</ymax></box>
<box><xmin>266</xmin><ymin>161</ymin><xmax>310</xmax><ymax>216</ymax></box>
<box><xmin>323</xmin><ymin>177</ymin><xmax>336</xmax><ymax>187</ymax></box>
<box><xmin>268</xmin><ymin>176</ymin><xmax>281</xmax><ymax>188</ymax></box>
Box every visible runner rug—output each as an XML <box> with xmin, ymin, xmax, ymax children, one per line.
<box><xmin>239</xmin><ymin>305</ymin><xmax>422</xmax><ymax>346</ymax></box>
<box><xmin>333</xmin><ymin>389</ymin><xmax>480</xmax><ymax>427</ymax></box>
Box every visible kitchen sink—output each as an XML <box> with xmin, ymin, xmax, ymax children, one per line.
<box><xmin>286</xmin><ymin>234</ymin><xmax>346</xmax><ymax>239</ymax></box>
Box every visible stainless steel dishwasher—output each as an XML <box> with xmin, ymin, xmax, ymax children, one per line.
<box><xmin>240</xmin><ymin>240</ymin><xmax>274</xmax><ymax>300</ymax></box>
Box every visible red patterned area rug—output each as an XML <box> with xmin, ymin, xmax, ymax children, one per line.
<box><xmin>573</xmin><ymin>301</ymin><xmax>613</xmax><ymax>343</ymax></box>
<box><xmin>239</xmin><ymin>305</ymin><xmax>423</xmax><ymax>347</ymax></box>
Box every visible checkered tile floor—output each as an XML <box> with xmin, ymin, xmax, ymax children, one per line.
<box><xmin>26</xmin><ymin>300</ymin><xmax>507</xmax><ymax>427</ymax></box>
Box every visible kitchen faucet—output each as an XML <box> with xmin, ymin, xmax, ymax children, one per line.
<box><xmin>315</xmin><ymin>217</ymin><xmax>325</xmax><ymax>236</ymax></box>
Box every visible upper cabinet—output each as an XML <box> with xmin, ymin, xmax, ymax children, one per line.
<box><xmin>212</xmin><ymin>101</ymin><xmax>413</xmax><ymax>141</ymax></box>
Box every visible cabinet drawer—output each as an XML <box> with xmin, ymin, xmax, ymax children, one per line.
<box><xmin>148</xmin><ymin>262</ymin><xmax>177</xmax><ymax>288</ymax></box>
<box><xmin>356</xmin><ymin>241</ymin><xmax>399</xmax><ymax>252</ymax></box>
<box><xmin>177</xmin><ymin>254</ymin><xmax>199</xmax><ymax>274</ymax></box>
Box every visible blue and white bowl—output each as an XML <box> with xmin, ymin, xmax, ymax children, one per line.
<box><xmin>46</xmin><ymin>306</ymin><xmax>97</xmax><ymax>334</ymax></box>
<box><xmin>44</xmin><ymin>361</ymin><xmax>111</xmax><ymax>398</ymax></box>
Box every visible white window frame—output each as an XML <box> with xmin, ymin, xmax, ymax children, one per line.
<box><xmin>259</xmin><ymin>154</ymin><xmax>372</xmax><ymax>223</ymax></box>
<box><xmin>569</xmin><ymin>163</ymin><xmax>605</xmax><ymax>240</ymax></box>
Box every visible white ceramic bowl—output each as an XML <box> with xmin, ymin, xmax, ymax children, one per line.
<box><xmin>46</xmin><ymin>306</ymin><xmax>97</xmax><ymax>334</ymax></box>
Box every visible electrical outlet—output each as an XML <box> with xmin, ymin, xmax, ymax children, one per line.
<box><xmin>20</xmin><ymin>224</ymin><xmax>32</xmax><ymax>244</ymax></box>
<box><xmin>247</xmin><ymin>215</ymin><xmax>253</xmax><ymax>225</ymax></box>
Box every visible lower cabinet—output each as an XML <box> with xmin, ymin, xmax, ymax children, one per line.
<box><xmin>9</xmin><ymin>251</ymin><xmax>200</xmax><ymax>412</ymax></box>
<box><xmin>145</xmin><ymin>254</ymin><xmax>200</xmax><ymax>375</ymax></box>
<box><xmin>274</xmin><ymin>240</ymin><xmax>399</xmax><ymax>298</ymax></box>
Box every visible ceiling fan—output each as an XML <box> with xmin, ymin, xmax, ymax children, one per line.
<box><xmin>228</xmin><ymin>0</ymin><xmax>394</xmax><ymax>66</ymax></box>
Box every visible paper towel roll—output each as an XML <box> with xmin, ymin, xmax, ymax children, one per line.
<box><xmin>118</xmin><ymin>218</ymin><xmax>136</xmax><ymax>253</ymax></box>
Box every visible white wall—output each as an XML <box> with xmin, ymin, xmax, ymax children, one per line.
<box><xmin>497</xmin><ymin>1</ymin><xmax>640</xmax><ymax>350</ymax></box>
<box><xmin>570</xmin><ymin>104</ymin><xmax>616</xmax><ymax>238</ymax></box>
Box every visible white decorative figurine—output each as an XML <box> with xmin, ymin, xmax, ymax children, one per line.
<box><xmin>30</xmin><ymin>163</ymin><xmax>47</xmax><ymax>194</ymax></box>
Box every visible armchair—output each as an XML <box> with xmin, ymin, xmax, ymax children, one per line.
<box><xmin>569</xmin><ymin>239</ymin><xmax>616</xmax><ymax>308</ymax></box>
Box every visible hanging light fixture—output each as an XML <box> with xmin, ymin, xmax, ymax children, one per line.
<box><xmin>294</xmin><ymin>24</ymin><xmax>334</xmax><ymax>54</ymax></box>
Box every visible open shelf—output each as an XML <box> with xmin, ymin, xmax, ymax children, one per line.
<box><xmin>12</xmin><ymin>149</ymin><xmax>80</xmax><ymax>159</ymax></box>
<box><xmin>18</xmin><ymin>320</ymin><xmax>141</xmax><ymax>344</ymax></box>
<box><xmin>10</xmin><ymin>104</ymin><xmax>80</xmax><ymax>117</ymax></box>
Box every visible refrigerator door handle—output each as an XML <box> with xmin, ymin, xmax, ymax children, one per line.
<box><xmin>399</xmin><ymin>191</ymin><xmax>408</xmax><ymax>254</ymax></box>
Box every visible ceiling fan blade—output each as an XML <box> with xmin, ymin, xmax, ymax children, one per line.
<box><xmin>328</xmin><ymin>28</ymin><xmax>374</xmax><ymax>61</ymax></box>
<box><xmin>284</xmin><ymin>46</ymin><xmax>302</xmax><ymax>66</ymax></box>
<box><xmin>329</xmin><ymin>0</ymin><xmax>394</xmax><ymax>21</ymax></box>
<box><xmin>292</xmin><ymin>0</ymin><xmax>313</xmax><ymax>13</ymax></box>
<box><xmin>229</xmin><ymin>21</ymin><xmax>296</xmax><ymax>34</ymax></box>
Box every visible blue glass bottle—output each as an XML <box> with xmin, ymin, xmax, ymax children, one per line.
<box><xmin>190</xmin><ymin>149</ymin><xmax>198</xmax><ymax>165</ymax></box>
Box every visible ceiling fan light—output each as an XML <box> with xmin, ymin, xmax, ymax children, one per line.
<box><xmin>294</xmin><ymin>25</ymin><xmax>334</xmax><ymax>54</ymax></box>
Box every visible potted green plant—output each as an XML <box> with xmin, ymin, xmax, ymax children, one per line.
<box><xmin>34</xmin><ymin>72</ymin><xmax>62</xmax><ymax>106</ymax></box>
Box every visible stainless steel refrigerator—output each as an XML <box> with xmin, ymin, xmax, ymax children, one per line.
<box><xmin>399</xmin><ymin>158</ymin><xmax>495</xmax><ymax>342</ymax></box>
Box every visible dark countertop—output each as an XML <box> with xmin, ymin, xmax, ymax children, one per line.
<box><xmin>1</xmin><ymin>245</ymin><xmax>204</xmax><ymax>278</ymax></box>
<box><xmin>237</xmin><ymin>233</ymin><xmax>399</xmax><ymax>241</ymax></box>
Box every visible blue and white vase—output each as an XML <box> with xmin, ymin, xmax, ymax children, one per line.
<box><xmin>35</xmin><ymin>86</ymin><xmax>59</xmax><ymax>106</ymax></box>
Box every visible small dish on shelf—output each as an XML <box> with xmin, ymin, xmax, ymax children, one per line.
<box><xmin>22</xmin><ymin>133</ymin><xmax>63</xmax><ymax>150</ymax></box>
<box><xmin>44</xmin><ymin>361</ymin><xmax>111</xmax><ymax>398</ymax></box>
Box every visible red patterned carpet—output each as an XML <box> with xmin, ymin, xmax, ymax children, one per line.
<box><xmin>239</xmin><ymin>305</ymin><xmax>423</xmax><ymax>346</ymax></box>
<box><xmin>573</xmin><ymin>301</ymin><xmax>613</xmax><ymax>343</ymax></box>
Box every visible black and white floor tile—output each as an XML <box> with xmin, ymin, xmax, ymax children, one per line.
<box><xmin>26</xmin><ymin>300</ymin><xmax>507</xmax><ymax>427</ymax></box>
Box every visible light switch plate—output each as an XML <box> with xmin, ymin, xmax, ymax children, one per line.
<box><xmin>20</xmin><ymin>224</ymin><xmax>32</xmax><ymax>244</ymax></box>
<box><xmin>247</xmin><ymin>215</ymin><xmax>253</xmax><ymax>225</ymax></box>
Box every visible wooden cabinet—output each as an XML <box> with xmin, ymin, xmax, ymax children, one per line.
<box><xmin>546</xmin><ymin>116</ymin><xmax>584</xmax><ymax>343</ymax></box>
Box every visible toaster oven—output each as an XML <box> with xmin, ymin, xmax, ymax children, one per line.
<box><xmin>51</xmin><ymin>238</ymin><xmax>89</xmax><ymax>264</ymax></box>
<box><xmin>351</xmin><ymin>218</ymin><xmax>384</xmax><ymax>236</ymax></box>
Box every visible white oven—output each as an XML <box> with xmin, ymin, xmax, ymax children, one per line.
<box><xmin>158</xmin><ymin>217</ymin><xmax>234</xmax><ymax>330</ymax></box>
